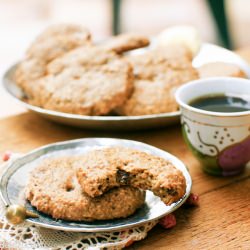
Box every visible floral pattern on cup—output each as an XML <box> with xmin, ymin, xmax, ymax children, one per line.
<box><xmin>175</xmin><ymin>77</ymin><xmax>250</xmax><ymax>176</ymax></box>
<box><xmin>181</xmin><ymin>115</ymin><xmax>250</xmax><ymax>176</ymax></box>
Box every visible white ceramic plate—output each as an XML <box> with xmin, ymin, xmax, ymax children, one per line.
<box><xmin>2</xmin><ymin>43</ymin><xmax>250</xmax><ymax>130</ymax></box>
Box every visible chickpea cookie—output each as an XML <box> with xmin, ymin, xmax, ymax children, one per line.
<box><xmin>15</xmin><ymin>24</ymin><xmax>92</xmax><ymax>100</ymax></box>
<box><xmin>116</xmin><ymin>45</ymin><xmax>199</xmax><ymax>115</ymax></box>
<box><xmin>16</xmin><ymin>46</ymin><xmax>133</xmax><ymax>115</ymax></box>
<box><xmin>27</xmin><ymin>46</ymin><xmax>134</xmax><ymax>115</ymax></box>
<box><xmin>76</xmin><ymin>147</ymin><xmax>186</xmax><ymax>205</ymax></box>
<box><xmin>26</xmin><ymin>156</ymin><xmax>145</xmax><ymax>221</ymax></box>
<box><xmin>15</xmin><ymin>24</ymin><xmax>134</xmax><ymax>115</ymax></box>
<box><xmin>102</xmin><ymin>33</ymin><xmax>150</xmax><ymax>54</ymax></box>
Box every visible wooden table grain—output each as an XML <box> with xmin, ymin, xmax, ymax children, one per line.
<box><xmin>0</xmin><ymin>48</ymin><xmax>250</xmax><ymax>249</ymax></box>
<box><xmin>0</xmin><ymin>112</ymin><xmax>249</xmax><ymax>249</ymax></box>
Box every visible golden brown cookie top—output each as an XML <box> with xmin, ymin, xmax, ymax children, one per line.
<box><xmin>102</xmin><ymin>33</ymin><xmax>150</xmax><ymax>54</ymax></box>
<box><xmin>26</xmin><ymin>156</ymin><xmax>145</xmax><ymax>221</ymax></box>
<box><xmin>128</xmin><ymin>45</ymin><xmax>194</xmax><ymax>79</ymax></box>
<box><xmin>116</xmin><ymin>78</ymin><xmax>178</xmax><ymax>116</ymax></box>
<box><xmin>15</xmin><ymin>24</ymin><xmax>92</xmax><ymax>95</ymax></box>
<box><xmin>37</xmin><ymin>46</ymin><xmax>134</xmax><ymax>115</ymax></box>
<box><xmin>26</xmin><ymin>24</ymin><xmax>92</xmax><ymax>63</ymax></box>
<box><xmin>16</xmin><ymin>42</ymin><xmax>134</xmax><ymax>115</ymax></box>
<box><xmin>33</xmin><ymin>24</ymin><xmax>91</xmax><ymax>42</ymax></box>
<box><xmin>116</xmin><ymin>45</ymin><xmax>198</xmax><ymax>115</ymax></box>
<box><xmin>76</xmin><ymin>147</ymin><xmax>186</xmax><ymax>205</ymax></box>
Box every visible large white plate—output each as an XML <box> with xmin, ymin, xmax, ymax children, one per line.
<box><xmin>2</xmin><ymin>43</ymin><xmax>250</xmax><ymax>130</ymax></box>
<box><xmin>0</xmin><ymin>138</ymin><xmax>192</xmax><ymax>232</ymax></box>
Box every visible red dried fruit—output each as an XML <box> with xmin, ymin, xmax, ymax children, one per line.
<box><xmin>2</xmin><ymin>151</ymin><xmax>12</xmax><ymax>161</ymax></box>
<box><xmin>125</xmin><ymin>239</ymin><xmax>134</xmax><ymax>247</ymax></box>
<box><xmin>158</xmin><ymin>213</ymin><xmax>176</xmax><ymax>229</ymax></box>
<box><xmin>185</xmin><ymin>193</ymin><xmax>199</xmax><ymax>206</ymax></box>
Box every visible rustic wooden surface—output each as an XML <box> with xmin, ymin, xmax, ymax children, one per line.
<box><xmin>0</xmin><ymin>48</ymin><xmax>250</xmax><ymax>249</ymax></box>
<box><xmin>0</xmin><ymin>112</ymin><xmax>249</xmax><ymax>250</ymax></box>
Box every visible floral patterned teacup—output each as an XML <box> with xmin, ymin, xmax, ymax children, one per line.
<box><xmin>175</xmin><ymin>77</ymin><xmax>250</xmax><ymax>176</ymax></box>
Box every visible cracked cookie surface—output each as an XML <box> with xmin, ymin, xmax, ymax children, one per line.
<box><xmin>31</xmin><ymin>46</ymin><xmax>133</xmax><ymax>115</ymax></box>
<box><xmin>76</xmin><ymin>147</ymin><xmax>186</xmax><ymax>205</ymax></box>
<box><xmin>26</xmin><ymin>156</ymin><xmax>145</xmax><ymax>221</ymax></box>
<box><xmin>102</xmin><ymin>33</ymin><xmax>150</xmax><ymax>54</ymax></box>
<box><xmin>15</xmin><ymin>24</ymin><xmax>92</xmax><ymax>103</ymax></box>
<box><xmin>16</xmin><ymin>30</ymin><xmax>133</xmax><ymax>115</ymax></box>
<box><xmin>26</xmin><ymin>24</ymin><xmax>92</xmax><ymax>63</ymax></box>
<box><xmin>116</xmin><ymin>45</ymin><xmax>198</xmax><ymax>115</ymax></box>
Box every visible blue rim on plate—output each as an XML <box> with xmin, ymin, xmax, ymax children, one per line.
<box><xmin>0</xmin><ymin>138</ymin><xmax>192</xmax><ymax>232</ymax></box>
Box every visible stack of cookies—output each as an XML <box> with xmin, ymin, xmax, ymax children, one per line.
<box><xmin>15</xmin><ymin>24</ymin><xmax>198</xmax><ymax>116</ymax></box>
<box><xmin>26</xmin><ymin>147</ymin><xmax>186</xmax><ymax>221</ymax></box>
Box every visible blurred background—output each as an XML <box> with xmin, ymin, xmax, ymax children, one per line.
<box><xmin>0</xmin><ymin>0</ymin><xmax>250</xmax><ymax>116</ymax></box>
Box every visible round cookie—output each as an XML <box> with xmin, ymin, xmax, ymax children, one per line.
<box><xmin>26</xmin><ymin>156</ymin><xmax>145</xmax><ymax>221</ymax></box>
<box><xmin>26</xmin><ymin>24</ymin><xmax>92</xmax><ymax>63</ymax></box>
<box><xmin>16</xmin><ymin>42</ymin><xmax>134</xmax><ymax>115</ymax></box>
<box><xmin>115</xmin><ymin>75</ymin><xmax>184</xmax><ymax>116</ymax></box>
<box><xmin>15</xmin><ymin>24</ymin><xmax>92</xmax><ymax>102</ymax></box>
<box><xmin>29</xmin><ymin>46</ymin><xmax>134</xmax><ymax>115</ymax></box>
<box><xmin>15</xmin><ymin>58</ymin><xmax>46</xmax><ymax>100</ymax></box>
<box><xmin>102</xmin><ymin>33</ymin><xmax>150</xmax><ymax>54</ymax></box>
<box><xmin>116</xmin><ymin>46</ymin><xmax>198</xmax><ymax>115</ymax></box>
<box><xmin>75</xmin><ymin>147</ymin><xmax>186</xmax><ymax>205</ymax></box>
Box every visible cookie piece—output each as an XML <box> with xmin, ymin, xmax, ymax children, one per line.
<box><xmin>26</xmin><ymin>24</ymin><xmax>92</xmax><ymax>62</ymax></box>
<box><xmin>103</xmin><ymin>33</ymin><xmax>150</xmax><ymax>54</ymax></box>
<box><xmin>76</xmin><ymin>147</ymin><xmax>186</xmax><ymax>205</ymax></box>
<box><xmin>26</xmin><ymin>156</ymin><xmax>145</xmax><ymax>221</ymax></box>
<box><xmin>116</xmin><ymin>46</ymin><xmax>198</xmax><ymax>115</ymax></box>
<box><xmin>115</xmin><ymin>76</ymin><xmax>186</xmax><ymax>116</ymax></box>
<box><xmin>26</xmin><ymin>46</ymin><xmax>134</xmax><ymax>115</ymax></box>
<box><xmin>198</xmin><ymin>62</ymin><xmax>247</xmax><ymax>78</ymax></box>
<box><xmin>15</xmin><ymin>58</ymin><xmax>46</xmax><ymax>99</ymax></box>
<box><xmin>15</xmin><ymin>24</ymin><xmax>92</xmax><ymax>99</ymax></box>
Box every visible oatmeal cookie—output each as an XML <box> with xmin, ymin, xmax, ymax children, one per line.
<box><xmin>198</xmin><ymin>62</ymin><xmax>247</xmax><ymax>78</ymax></box>
<box><xmin>26</xmin><ymin>157</ymin><xmax>145</xmax><ymax>221</ymax></box>
<box><xmin>116</xmin><ymin>45</ymin><xmax>198</xmax><ymax>115</ymax></box>
<box><xmin>103</xmin><ymin>33</ymin><xmax>150</xmax><ymax>54</ymax></box>
<box><xmin>76</xmin><ymin>147</ymin><xmax>186</xmax><ymax>205</ymax></box>
<box><xmin>26</xmin><ymin>24</ymin><xmax>92</xmax><ymax>62</ymax></box>
<box><xmin>15</xmin><ymin>58</ymin><xmax>47</xmax><ymax>99</ymax></box>
<box><xmin>27</xmin><ymin>46</ymin><xmax>134</xmax><ymax>115</ymax></box>
<box><xmin>15</xmin><ymin>24</ymin><xmax>92</xmax><ymax>100</ymax></box>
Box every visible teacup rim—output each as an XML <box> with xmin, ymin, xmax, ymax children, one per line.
<box><xmin>175</xmin><ymin>77</ymin><xmax>250</xmax><ymax>117</ymax></box>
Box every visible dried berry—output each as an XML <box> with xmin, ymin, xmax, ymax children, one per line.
<box><xmin>158</xmin><ymin>213</ymin><xmax>176</xmax><ymax>229</ymax></box>
<box><xmin>185</xmin><ymin>193</ymin><xmax>199</xmax><ymax>206</ymax></box>
<box><xmin>2</xmin><ymin>151</ymin><xmax>12</xmax><ymax>161</ymax></box>
<box><xmin>166</xmin><ymin>188</ymin><xmax>178</xmax><ymax>196</ymax></box>
<box><xmin>125</xmin><ymin>239</ymin><xmax>134</xmax><ymax>247</ymax></box>
<box><xmin>116</xmin><ymin>169</ymin><xmax>130</xmax><ymax>185</ymax></box>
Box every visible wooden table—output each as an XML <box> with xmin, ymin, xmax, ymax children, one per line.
<box><xmin>0</xmin><ymin>113</ymin><xmax>249</xmax><ymax>249</ymax></box>
<box><xmin>0</xmin><ymin>48</ymin><xmax>250</xmax><ymax>249</ymax></box>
